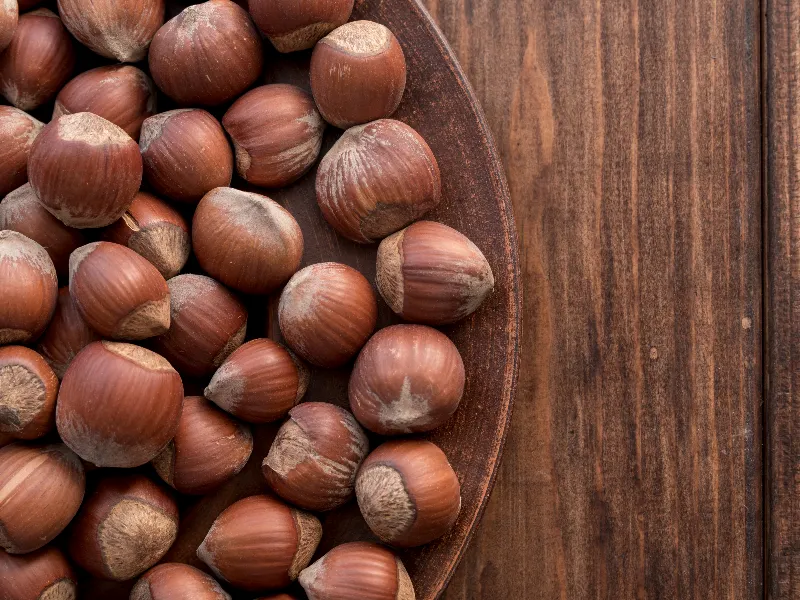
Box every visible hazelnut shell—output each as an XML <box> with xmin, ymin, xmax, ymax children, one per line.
<box><xmin>131</xmin><ymin>563</ymin><xmax>231</xmax><ymax>600</ymax></box>
<box><xmin>0</xmin><ymin>545</ymin><xmax>78</xmax><ymax>600</ymax></box>
<box><xmin>36</xmin><ymin>287</ymin><xmax>100</xmax><ymax>379</ymax></box>
<box><xmin>0</xmin><ymin>0</ymin><xmax>17</xmax><ymax>53</ymax></box>
<box><xmin>0</xmin><ymin>106</ymin><xmax>43</xmax><ymax>197</ymax></box>
<box><xmin>249</xmin><ymin>0</ymin><xmax>353</xmax><ymax>52</ymax></box>
<box><xmin>0</xmin><ymin>346</ymin><xmax>58</xmax><ymax>440</ymax></box>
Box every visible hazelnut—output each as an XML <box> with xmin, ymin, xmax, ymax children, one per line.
<box><xmin>0</xmin><ymin>346</ymin><xmax>58</xmax><ymax>440</ymax></box>
<box><xmin>349</xmin><ymin>324</ymin><xmax>465</xmax><ymax>435</ymax></box>
<box><xmin>53</xmin><ymin>65</ymin><xmax>157</xmax><ymax>140</ymax></box>
<box><xmin>102</xmin><ymin>192</ymin><xmax>191</xmax><ymax>279</ymax></box>
<box><xmin>36</xmin><ymin>287</ymin><xmax>99</xmax><ymax>379</ymax></box>
<box><xmin>56</xmin><ymin>341</ymin><xmax>184</xmax><ymax>468</ymax></box>
<box><xmin>0</xmin><ymin>107</ymin><xmax>42</xmax><ymax>197</ymax></box>
<box><xmin>28</xmin><ymin>113</ymin><xmax>143</xmax><ymax>228</ymax></box>
<box><xmin>197</xmin><ymin>495</ymin><xmax>322</xmax><ymax>591</ymax></box>
<box><xmin>69</xmin><ymin>242</ymin><xmax>170</xmax><ymax>340</ymax></box>
<box><xmin>152</xmin><ymin>396</ymin><xmax>253</xmax><ymax>495</ymax></box>
<box><xmin>316</xmin><ymin>119</ymin><xmax>441</xmax><ymax>243</ymax></box>
<box><xmin>57</xmin><ymin>0</ymin><xmax>164</xmax><ymax>62</ymax></box>
<box><xmin>222</xmin><ymin>84</ymin><xmax>325</xmax><ymax>188</ymax></box>
<box><xmin>263</xmin><ymin>402</ymin><xmax>368</xmax><ymax>512</ymax></box>
<box><xmin>377</xmin><ymin>221</ymin><xmax>494</xmax><ymax>324</ymax></box>
<box><xmin>0</xmin><ymin>546</ymin><xmax>78</xmax><ymax>600</ymax></box>
<box><xmin>0</xmin><ymin>443</ymin><xmax>85</xmax><ymax>554</ymax></box>
<box><xmin>152</xmin><ymin>274</ymin><xmax>247</xmax><ymax>378</ymax></box>
<box><xmin>0</xmin><ymin>231</ymin><xmax>57</xmax><ymax>346</ymax></box>
<box><xmin>131</xmin><ymin>563</ymin><xmax>231</xmax><ymax>600</ymax></box>
<box><xmin>249</xmin><ymin>0</ymin><xmax>352</xmax><ymax>52</ymax></box>
<box><xmin>0</xmin><ymin>0</ymin><xmax>17</xmax><ymax>58</ymax></box>
<box><xmin>140</xmin><ymin>109</ymin><xmax>233</xmax><ymax>204</ymax></box>
<box><xmin>149</xmin><ymin>0</ymin><xmax>263</xmax><ymax>106</ymax></box>
<box><xmin>310</xmin><ymin>21</ymin><xmax>406</xmax><ymax>128</ymax></box>
<box><xmin>192</xmin><ymin>188</ymin><xmax>304</xmax><ymax>295</ymax></box>
<box><xmin>299</xmin><ymin>542</ymin><xmax>414</xmax><ymax>600</ymax></box>
<box><xmin>205</xmin><ymin>338</ymin><xmax>309</xmax><ymax>424</ymax></box>
<box><xmin>0</xmin><ymin>9</ymin><xmax>75</xmax><ymax>111</ymax></box>
<box><xmin>278</xmin><ymin>262</ymin><xmax>377</xmax><ymax>368</ymax></box>
<box><xmin>67</xmin><ymin>474</ymin><xmax>178</xmax><ymax>581</ymax></box>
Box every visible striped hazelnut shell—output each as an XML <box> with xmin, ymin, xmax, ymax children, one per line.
<box><xmin>0</xmin><ymin>107</ymin><xmax>43</xmax><ymax>197</ymax></box>
<box><xmin>0</xmin><ymin>545</ymin><xmax>78</xmax><ymax>600</ymax></box>
<box><xmin>131</xmin><ymin>563</ymin><xmax>231</xmax><ymax>600</ymax></box>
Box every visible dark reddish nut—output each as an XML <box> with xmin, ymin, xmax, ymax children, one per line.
<box><xmin>0</xmin><ymin>346</ymin><xmax>58</xmax><ymax>441</ymax></box>
<box><xmin>0</xmin><ymin>106</ymin><xmax>43</xmax><ymax>197</ymax></box>
<box><xmin>249</xmin><ymin>0</ymin><xmax>353</xmax><ymax>53</ymax></box>
<box><xmin>131</xmin><ymin>563</ymin><xmax>231</xmax><ymax>600</ymax></box>
<box><xmin>0</xmin><ymin>546</ymin><xmax>78</xmax><ymax>600</ymax></box>
<box><xmin>36</xmin><ymin>287</ymin><xmax>99</xmax><ymax>379</ymax></box>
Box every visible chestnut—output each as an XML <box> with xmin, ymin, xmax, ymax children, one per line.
<box><xmin>131</xmin><ymin>563</ymin><xmax>231</xmax><ymax>600</ymax></box>
<box><xmin>0</xmin><ymin>0</ymin><xmax>17</xmax><ymax>53</ymax></box>
<box><xmin>0</xmin><ymin>546</ymin><xmax>77</xmax><ymax>600</ymax></box>
<box><xmin>279</xmin><ymin>263</ymin><xmax>377</xmax><ymax>368</ymax></box>
<box><xmin>197</xmin><ymin>495</ymin><xmax>322</xmax><ymax>591</ymax></box>
<box><xmin>0</xmin><ymin>9</ymin><xmax>75</xmax><ymax>111</ymax></box>
<box><xmin>316</xmin><ymin>119</ymin><xmax>441</xmax><ymax>243</ymax></box>
<box><xmin>310</xmin><ymin>21</ymin><xmax>406</xmax><ymax>128</ymax></box>
<box><xmin>299</xmin><ymin>542</ymin><xmax>414</xmax><ymax>600</ymax></box>
<box><xmin>205</xmin><ymin>338</ymin><xmax>309</xmax><ymax>424</ymax></box>
<box><xmin>0</xmin><ymin>107</ymin><xmax>42</xmax><ymax>197</ymax></box>
<box><xmin>68</xmin><ymin>474</ymin><xmax>178</xmax><ymax>581</ymax></box>
<box><xmin>0</xmin><ymin>231</ymin><xmax>57</xmax><ymax>345</ymax></box>
<box><xmin>140</xmin><ymin>109</ymin><xmax>233</xmax><ymax>204</ymax></box>
<box><xmin>53</xmin><ymin>65</ymin><xmax>157</xmax><ymax>140</ymax></box>
<box><xmin>56</xmin><ymin>341</ymin><xmax>184</xmax><ymax>468</ymax></box>
<box><xmin>28</xmin><ymin>113</ymin><xmax>143</xmax><ymax>228</ymax></box>
<box><xmin>0</xmin><ymin>443</ymin><xmax>85</xmax><ymax>554</ymax></box>
<box><xmin>152</xmin><ymin>396</ymin><xmax>253</xmax><ymax>495</ymax></box>
<box><xmin>149</xmin><ymin>0</ymin><xmax>263</xmax><ymax>106</ymax></box>
<box><xmin>152</xmin><ymin>274</ymin><xmax>247</xmax><ymax>378</ymax></box>
<box><xmin>69</xmin><ymin>242</ymin><xmax>170</xmax><ymax>340</ymax></box>
<box><xmin>263</xmin><ymin>402</ymin><xmax>368</xmax><ymax>512</ymax></box>
<box><xmin>193</xmin><ymin>188</ymin><xmax>304</xmax><ymax>295</ymax></box>
<box><xmin>222</xmin><ymin>84</ymin><xmax>325</xmax><ymax>188</ymax></box>
<box><xmin>0</xmin><ymin>346</ymin><xmax>58</xmax><ymax>440</ymax></box>
<box><xmin>36</xmin><ymin>287</ymin><xmax>99</xmax><ymax>379</ymax></box>
<box><xmin>102</xmin><ymin>191</ymin><xmax>191</xmax><ymax>279</ymax></box>
<box><xmin>249</xmin><ymin>0</ymin><xmax>352</xmax><ymax>52</ymax></box>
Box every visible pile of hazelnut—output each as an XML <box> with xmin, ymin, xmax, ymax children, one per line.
<box><xmin>0</xmin><ymin>0</ymin><xmax>496</xmax><ymax>599</ymax></box>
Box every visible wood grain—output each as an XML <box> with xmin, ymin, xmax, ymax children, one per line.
<box><xmin>422</xmin><ymin>1</ymin><xmax>764</xmax><ymax>598</ymax></box>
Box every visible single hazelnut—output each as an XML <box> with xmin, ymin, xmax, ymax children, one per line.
<box><xmin>205</xmin><ymin>338</ymin><xmax>309</xmax><ymax>424</ymax></box>
<box><xmin>0</xmin><ymin>9</ymin><xmax>75</xmax><ymax>111</ymax></box>
<box><xmin>0</xmin><ymin>546</ymin><xmax>78</xmax><ymax>600</ymax></box>
<box><xmin>310</xmin><ymin>21</ymin><xmax>406</xmax><ymax>128</ymax></box>
<box><xmin>152</xmin><ymin>274</ymin><xmax>247</xmax><ymax>378</ymax></box>
<box><xmin>68</xmin><ymin>474</ymin><xmax>178</xmax><ymax>581</ymax></box>
<box><xmin>102</xmin><ymin>192</ymin><xmax>191</xmax><ymax>279</ymax></box>
<box><xmin>222</xmin><ymin>84</ymin><xmax>325</xmax><ymax>188</ymax></box>
<box><xmin>152</xmin><ymin>396</ymin><xmax>253</xmax><ymax>495</ymax></box>
<box><xmin>249</xmin><ymin>0</ymin><xmax>352</xmax><ymax>52</ymax></box>
<box><xmin>140</xmin><ymin>109</ymin><xmax>233</xmax><ymax>204</ymax></box>
<box><xmin>377</xmin><ymin>221</ymin><xmax>494</xmax><ymax>324</ymax></box>
<box><xmin>0</xmin><ymin>346</ymin><xmax>58</xmax><ymax>440</ymax></box>
<box><xmin>28</xmin><ymin>113</ymin><xmax>143</xmax><ymax>229</ymax></box>
<box><xmin>349</xmin><ymin>324</ymin><xmax>465</xmax><ymax>435</ymax></box>
<box><xmin>53</xmin><ymin>65</ymin><xmax>157</xmax><ymax>140</ymax></box>
<box><xmin>197</xmin><ymin>495</ymin><xmax>322</xmax><ymax>591</ymax></box>
<box><xmin>279</xmin><ymin>262</ymin><xmax>377</xmax><ymax>368</ymax></box>
<box><xmin>0</xmin><ymin>442</ymin><xmax>85</xmax><ymax>554</ymax></box>
<box><xmin>36</xmin><ymin>287</ymin><xmax>99</xmax><ymax>379</ymax></box>
<box><xmin>149</xmin><ymin>0</ymin><xmax>263</xmax><ymax>106</ymax></box>
<box><xmin>193</xmin><ymin>188</ymin><xmax>304</xmax><ymax>295</ymax></box>
<box><xmin>0</xmin><ymin>106</ymin><xmax>42</xmax><ymax>197</ymax></box>
<box><xmin>299</xmin><ymin>542</ymin><xmax>414</xmax><ymax>600</ymax></box>
<box><xmin>0</xmin><ymin>0</ymin><xmax>17</xmax><ymax>56</ymax></box>
<box><xmin>0</xmin><ymin>231</ymin><xmax>57</xmax><ymax>345</ymax></box>
<box><xmin>263</xmin><ymin>402</ymin><xmax>369</xmax><ymax>512</ymax></box>
<box><xmin>56</xmin><ymin>341</ymin><xmax>184</xmax><ymax>468</ymax></box>
<box><xmin>69</xmin><ymin>242</ymin><xmax>170</xmax><ymax>340</ymax></box>
<box><xmin>131</xmin><ymin>563</ymin><xmax>231</xmax><ymax>600</ymax></box>
<box><xmin>316</xmin><ymin>119</ymin><xmax>440</xmax><ymax>243</ymax></box>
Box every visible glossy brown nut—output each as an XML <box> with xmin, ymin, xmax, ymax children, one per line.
<box><xmin>131</xmin><ymin>563</ymin><xmax>231</xmax><ymax>600</ymax></box>
<box><xmin>68</xmin><ymin>474</ymin><xmax>178</xmax><ymax>581</ymax></box>
<box><xmin>152</xmin><ymin>274</ymin><xmax>247</xmax><ymax>378</ymax></box>
<box><xmin>0</xmin><ymin>546</ymin><xmax>78</xmax><ymax>600</ymax></box>
<box><xmin>56</xmin><ymin>341</ymin><xmax>184</xmax><ymax>468</ymax></box>
<box><xmin>299</xmin><ymin>542</ymin><xmax>414</xmax><ymax>600</ymax></box>
<box><xmin>149</xmin><ymin>0</ymin><xmax>263</xmax><ymax>106</ymax></box>
<box><xmin>0</xmin><ymin>346</ymin><xmax>58</xmax><ymax>440</ymax></box>
<box><xmin>36</xmin><ymin>287</ymin><xmax>99</xmax><ymax>379</ymax></box>
<box><xmin>53</xmin><ymin>65</ymin><xmax>157</xmax><ymax>140</ymax></box>
<box><xmin>152</xmin><ymin>396</ymin><xmax>253</xmax><ymax>495</ymax></box>
<box><xmin>0</xmin><ymin>9</ymin><xmax>75</xmax><ymax>111</ymax></box>
<box><xmin>249</xmin><ymin>0</ymin><xmax>352</xmax><ymax>52</ymax></box>
<box><xmin>316</xmin><ymin>119</ymin><xmax>441</xmax><ymax>243</ymax></box>
<box><xmin>28</xmin><ymin>113</ymin><xmax>143</xmax><ymax>228</ymax></box>
<box><xmin>0</xmin><ymin>107</ymin><xmax>42</xmax><ymax>197</ymax></box>
<box><xmin>193</xmin><ymin>188</ymin><xmax>304</xmax><ymax>295</ymax></box>
<box><xmin>0</xmin><ymin>0</ymin><xmax>17</xmax><ymax>53</ymax></box>
<box><xmin>0</xmin><ymin>231</ymin><xmax>57</xmax><ymax>346</ymax></box>
<box><xmin>223</xmin><ymin>84</ymin><xmax>325</xmax><ymax>188</ymax></box>
<box><xmin>197</xmin><ymin>495</ymin><xmax>322</xmax><ymax>591</ymax></box>
<box><xmin>278</xmin><ymin>262</ymin><xmax>377</xmax><ymax>368</ymax></box>
<box><xmin>0</xmin><ymin>443</ymin><xmax>85</xmax><ymax>554</ymax></box>
<box><xmin>310</xmin><ymin>21</ymin><xmax>406</xmax><ymax>128</ymax></box>
<box><xmin>140</xmin><ymin>109</ymin><xmax>233</xmax><ymax>204</ymax></box>
<box><xmin>355</xmin><ymin>440</ymin><xmax>461</xmax><ymax>547</ymax></box>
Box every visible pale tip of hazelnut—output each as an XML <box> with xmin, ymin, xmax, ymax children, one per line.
<box><xmin>129</xmin><ymin>223</ymin><xmax>191</xmax><ymax>280</ymax></box>
<box><xmin>139</xmin><ymin>109</ymin><xmax>194</xmax><ymax>153</ymax></box>
<box><xmin>0</xmin><ymin>362</ymin><xmax>48</xmax><ymax>436</ymax></box>
<box><xmin>232</xmin><ymin>141</ymin><xmax>251</xmax><ymax>177</ymax></box>
<box><xmin>297</xmin><ymin>556</ymin><xmax>323</xmax><ymax>597</ymax></box>
<box><xmin>196</xmin><ymin>527</ymin><xmax>226</xmax><ymax>583</ymax></box>
<box><xmin>355</xmin><ymin>465</ymin><xmax>415</xmax><ymax>542</ymax></box>
<box><xmin>270</xmin><ymin>22</ymin><xmax>338</xmax><ymax>53</ymax></box>
<box><xmin>57</xmin><ymin>112</ymin><xmax>131</xmax><ymax>146</ymax></box>
<box><xmin>203</xmin><ymin>361</ymin><xmax>244</xmax><ymax>413</ymax></box>
<box><xmin>68</xmin><ymin>242</ymin><xmax>100</xmax><ymax>283</ymax></box>
<box><xmin>0</xmin><ymin>230</ymin><xmax>57</xmax><ymax>282</ymax></box>
<box><xmin>212</xmin><ymin>323</ymin><xmax>247</xmax><ymax>368</ymax></box>
<box><xmin>129</xmin><ymin>579</ymin><xmax>152</xmax><ymax>600</ymax></box>
<box><xmin>322</xmin><ymin>20</ymin><xmax>392</xmax><ymax>56</ymax></box>
<box><xmin>286</xmin><ymin>349</ymin><xmax>310</xmax><ymax>403</ymax></box>
<box><xmin>289</xmin><ymin>509</ymin><xmax>323</xmax><ymax>580</ymax></box>
<box><xmin>40</xmin><ymin>579</ymin><xmax>77</xmax><ymax>600</ymax></box>
<box><xmin>151</xmin><ymin>440</ymin><xmax>175</xmax><ymax>487</ymax></box>
<box><xmin>262</xmin><ymin>420</ymin><xmax>307</xmax><ymax>479</ymax></box>
<box><xmin>396</xmin><ymin>556</ymin><xmax>415</xmax><ymax>600</ymax></box>
<box><xmin>113</xmin><ymin>297</ymin><xmax>171</xmax><ymax>340</ymax></box>
<box><xmin>376</xmin><ymin>229</ymin><xmax>405</xmax><ymax>315</ymax></box>
<box><xmin>100</xmin><ymin>341</ymin><xmax>174</xmax><ymax>373</ymax></box>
